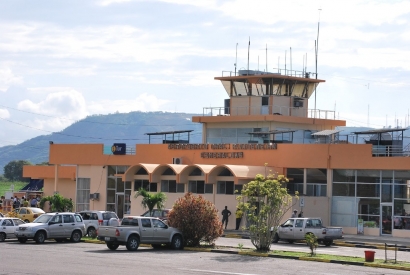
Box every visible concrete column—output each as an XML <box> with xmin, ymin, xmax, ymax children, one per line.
<box><xmin>54</xmin><ymin>164</ymin><xmax>59</xmax><ymax>193</ymax></box>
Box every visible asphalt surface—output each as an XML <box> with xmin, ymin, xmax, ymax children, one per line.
<box><xmin>222</xmin><ymin>230</ymin><xmax>410</xmax><ymax>251</ymax></box>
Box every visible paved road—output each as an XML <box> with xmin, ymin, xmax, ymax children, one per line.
<box><xmin>0</xmin><ymin>240</ymin><xmax>409</xmax><ymax>275</ymax></box>
<box><xmin>215</xmin><ymin>237</ymin><xmax>406</xmax><ymax>261</ymax></box>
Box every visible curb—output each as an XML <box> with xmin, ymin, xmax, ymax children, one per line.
<box><xmin>84</xmin><ymin>239</ymin><xmax>410</xmax><ymax>271</ymax></box>
<box><xmin>184</xmin><ymin>247</ymin><xmax>410</xmax><ymax>271</ymax></box>
<box><xmin>222</xmin><ymin>233</ymin><xmax>410</xmax><ymax>252</ymax></box>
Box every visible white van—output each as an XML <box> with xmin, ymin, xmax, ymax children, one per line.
<box><xmin>78</xmin><ymin>211</ymin><xmax>119</xmax><ymax>237</ymax></box>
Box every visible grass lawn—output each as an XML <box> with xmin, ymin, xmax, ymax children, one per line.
<box><xmin>0</xmin><ymin>181</ymin><xmax>27</xmax><ymax>197</ymax></box>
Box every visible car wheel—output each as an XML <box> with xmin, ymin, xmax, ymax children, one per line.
<box><xmin>18</xmin><ymin>238</ymin><xmax>27</xmax><ymax>243</ymax></box>
<box><xmin>87</xmin><ymin>227</ymin><xmax>96</xmax><ymax>238</ymax></box>
<box><xmin>272</xmin><ymin>233</ymin><xmax>279</xmax><ymax>243</ymax></box>
<box><xmin>35</xmin><ymin>231</ymin><xmax>46</xmax><ymax>244</ymax></box>
<box><xmin>126</xmin><ymin>235</ymin><xmax>139</xmax><ymax>251</ymax></box>
<box><xmin>171</xmin><ymin>235</ymin><xmax>183</xmax><ymax>250</ymax></box>
<box><xmin>323</xmin><ymin>240</ymin><xmax>333</xmax><ymax>246</ymax></box>
<box><xmin>70</xmin><ymin>230</ymin><xmax>82</xmax><ymax>243</ymax></box>
<box><xmin>0</xmin><ymin>232</ymin><xmax>5</xmax><ymax>242</ymax></box>
<box><xmin>106</xmin><ymin>242</ymin><xmax>119</xmax><ymax>250</ymax></box>
<box><xmin>24</xmin><ymin>219</ymin><xmax>30</xmax><ymax>223</ymax></box>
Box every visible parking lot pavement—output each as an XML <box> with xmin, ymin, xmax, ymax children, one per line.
<box><xmin>222</xmin><ymin>230</ymin><xmax>410</xmax><ymax>251</ymax></box>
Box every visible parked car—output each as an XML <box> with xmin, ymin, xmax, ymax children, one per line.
<box><xmin>77</xmin><ymin>210</ymin><xmax>120</xmax><ymax>237</ymax></box>
<box><xmin>14</xmin><ymin>212</ymin><xmax>86</xmax><ymax>244</ymax></box>
<box><xmin>0</xmin><ymin>218</ymin><xmax>25</xmax><ymax>242</ymax></box>
<box><xmin>271</xmin><ymin>217</ymin><xmax>343</xmax><ymax>246</ymax></box>
<box><xmin>13</xmin><ymin>207</ymin><xmax>45</xmax><ymax>223</ymax></box>
<box><xmin>141</xmin><ymin>209</ymin><xmax>171</xmax><ymax>221</ymax></box>
<box><xmin>97</xmin><ymin>216</ymin><xmax>183</xmax><ymax>251</ymax></box>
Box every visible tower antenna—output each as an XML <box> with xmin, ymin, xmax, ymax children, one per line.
<box><xmin>247</xmin><ymin>37</ymin><xmax>250</xmax><ymax>75</ymax></box>
<box><xmin>314</xmin><ymin>8</ymin><xmax>322</xmax><ymax>118</ymax></box>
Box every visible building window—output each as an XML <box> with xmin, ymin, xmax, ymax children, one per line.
<box><xmin>332</xmin><ymin>183</ymin><xmax>355</xmax><ymax>196</ymax></box>
<box><xmin>134</xmin><ymin>180</ymin><xmax>150</xmax><ymax>191</ymax></box>
<box><xmin>307</xmin><ymin>184</ymin><xmax>327</xmax><ymax>196</ymax></box>
<box><xmin>286</xmin><ymin>168</ymin><xmax>304</xmax><ymax>195</ymax></box>
<box><xmin>217</xmin><ymin>181</ymin><xmax>235</xmax><ymax>194</ymax></box>
<box><xmin>218</xmin><ymin>169</ymin><xmax>233</xmax><ymax>176</ymax></box>
<box><xmin>135</xmin><ymin>167</ymin><xmax>148</xmax><ymax>175</ymax></box>
<box><xmin>189</xmin><ymin>181</ymin><xmax>213</xmax><ymax>194</ymax></box>
<box><xmin>161</xmin><ymin>180</ymin><xmax>184</xmax><ymax>193</ymax></box>
<box><xmin>76</xmin><ymin>178</ymin><xmax>90</xmax><ymax>212</ymax></box>
<box><xmin>205</xmin><ymin>183</ymin><xmax>213</xmax><ymax>194</ymax></box>
<box><xmin>189</xmin><ymin>168</ymin><xmax>203</xmax><ymax>176</ymax></box>
<box><xmin>189</xmin><ymin>181</ymin><xmax>204</xmax><ymax>193</ymax></box>
<box><xmin>162</xmin><ymin>168</ymin><xmax>176</xmax><ymax>175</ymax></box>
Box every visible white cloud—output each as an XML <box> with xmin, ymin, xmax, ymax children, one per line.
<box><xmin>0</xmin><ymin>108</ymin><xmax>10</xmax><ymax>118</ymax></box>
<box><xmin>15</xmin><ymin>90</ymin><xmax>88</xmax><ymax>132</ymax></box>
<box><xmin>97</xmin><ymin>0</ymin><xmax>134</xmax><ymax>6</ymax></box>
<box><xmin>0</xmin><ymin>67</ymin><xmax>23</xmax><ymax>91</ymax></box>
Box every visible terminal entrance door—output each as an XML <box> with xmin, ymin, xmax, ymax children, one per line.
<box><xmin>381</xmin><ymin>204</ymin><xmax>392</xmax><ymax>235</ymax></box>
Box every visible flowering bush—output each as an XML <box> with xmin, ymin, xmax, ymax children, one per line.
<box><xmin>5</xmin><ymin>211</ymin><xmax>18</xmax><ymax>218</ymax></box>
<box><xmin>167</xmin><ymin>193</ymin><xmax>223</xmax><ymax>247</ymax></box>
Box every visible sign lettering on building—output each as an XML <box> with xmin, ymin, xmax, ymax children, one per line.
<box><xmin>168</xmin><ymin>143</ymin><xmax>277</xmax><ymax>158</ymax></box>
<box><xmin>111</xmin><ymin>143</ymin><xmax>126</xmax><ymax>155</ymax></box>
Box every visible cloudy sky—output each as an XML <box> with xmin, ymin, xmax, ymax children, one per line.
<box><xmin>0</xmin><ymin>0</ymin><xmax>410</xmax><ymax>146</ymax></box>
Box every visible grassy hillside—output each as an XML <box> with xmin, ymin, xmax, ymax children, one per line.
<box><xmin>0</xmin><ymin>181</ymin><xmax>27</xmax><ymax>197</ymax></box>
<box><xmin>0</xmin><ymin>111</ymin><xmax>203</xmax><ymax>173</ymax></box>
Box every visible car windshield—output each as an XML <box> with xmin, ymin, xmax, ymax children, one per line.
<box><xmin>30</xmin><ymin>208</ymin><xmax>45</xmax><ymax>214</ymax></box>
<box><xmin>33</xmin><ymin>214</ymin><xmax>53</xmax><ymax>223</ymax></box>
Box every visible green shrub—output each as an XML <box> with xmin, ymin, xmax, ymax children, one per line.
<box><xmin>167</xmin><ymin>193</ymin><xmax>223</xmax><ymax>247</ymax></box>
<box><xmin>305</xmin><ymin>233</ymin><xmax>318</xmax><ymax>256</ymax></box>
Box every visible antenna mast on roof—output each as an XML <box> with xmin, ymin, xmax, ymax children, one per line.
<box><xmin>314</xmin><ymin>8</ymin><xmax>322</xmax><ymax>119</ymax></box>
<box><xmin>266</xmin><ymin>44</ymin><xmax>268</xmax><ymax>73</ymax></box>
<box><xmin>247</xmin><ymin>37</ymin><xmax>250</xmax><ymax>75</ymax></box>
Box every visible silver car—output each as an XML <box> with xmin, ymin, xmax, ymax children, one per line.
<box><xmin>0</xmin><ymin>218</ymin><xmax>26</xmax><ymax>241</ymax></box>
<box><xmin>15</xmin><ymin>212</ymin><xmax>86</xmax><ymax>244</ymax></box>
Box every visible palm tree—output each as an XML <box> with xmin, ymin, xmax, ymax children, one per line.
<box><xmin>134</xmin><ymin>188</ymin><xmax>166</xmax><ymax>216</ymax></box>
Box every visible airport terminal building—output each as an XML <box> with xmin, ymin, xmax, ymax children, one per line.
<box><xmin>23</xmin><ymin>68</ymin><xmax>410</xmax><ymax>238</ymax></box>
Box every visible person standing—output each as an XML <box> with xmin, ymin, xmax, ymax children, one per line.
<box><xmin>221</xmin><ymin>206</ymin><xmax>231</xmax><ymax>229</ymax></box>
<box><xmin>30</xmin><ymin>197</ymin><xmax>38</xmax><ymax>207</ymax></box>
<box><xmin>235</xmin><ymin>207</ymin><xmax>243</xmax><ymax>230</ymax></box>
<box><xmin>291</xmin><ymin>209</ymin><xmax>298</xmax><ymax>218</ymax></box>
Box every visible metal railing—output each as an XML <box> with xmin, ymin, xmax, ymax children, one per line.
<box><xmin>221</xmin><ymin>68</ymin><xmax>318</xmax><ymax>79</ymax></box>
<box><xmin>372</xmin><ymin>145</ymin><xmax>407</xmax><ymax>157</ymax></box>
<box><xmin>202</xmin><ymin>106</ymin><xmax>335</xmax><ymax>120</ymax></box>
<box><xmin>103</xmin><ymin>146</ymin><xmax>136</xmax><ymax>155</ymax></box>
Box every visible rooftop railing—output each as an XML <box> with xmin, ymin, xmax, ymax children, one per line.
<box><xmin>221</xmin><ymin>68</ymin><xmax>318</xmax><ymax>79</ymax></box>
<box><xmin>202</xmin><ymin>106</ymin><xmax>336</xmax><ymax>120</ymax></box>
<box><xmin>103</xmin><ymin>146</ymin><xmax>136</xmax><ymax>155</ymax></box>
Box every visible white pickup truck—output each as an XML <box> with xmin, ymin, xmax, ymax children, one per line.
<box><xmin>271</xmin><ymin>217</ymin><xmax>343</xmax><ymax>246</ymax></box>
<box><xmin>97</xmin><ymin>216</ymin><xmax>184</xmax><ymax>251</ymax></box>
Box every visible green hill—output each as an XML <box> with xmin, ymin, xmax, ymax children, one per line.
<box><xmin>0</xmin><ymin>111</ymin><xmax>203</xmax><ymax>173</ymax></box>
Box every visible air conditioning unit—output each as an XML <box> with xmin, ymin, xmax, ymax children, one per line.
<box><xmin>294</xmin><ymin>100</ymin><xmax>303</xmax><ymax>108</ymax></box>
<box><xmin>172</xmin><ymin>157</ymin><xmax>182</xmax><ymax>164</ymax></box>
<box><xmin>89</xmin><ymin>193</ymin><xmax>100</xmax><ymax>200</ymax></box>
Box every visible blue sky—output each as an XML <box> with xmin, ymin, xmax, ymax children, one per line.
<box><xmin>0</xmin><ymin>0</ymin><xmax>410</xmax><ymax>146</ymax></box>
